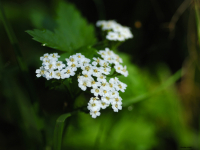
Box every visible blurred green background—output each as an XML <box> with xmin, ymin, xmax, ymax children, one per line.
<box><xmin>0</xmin><ymin>0</ymin><xmax>200</xmax><ymax>150</ymax></box>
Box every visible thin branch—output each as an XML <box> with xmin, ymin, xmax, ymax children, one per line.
<box><xmin>168</xmin><ymin>0</ymin><xmax>192</xmax><ymax>39</ymax></box>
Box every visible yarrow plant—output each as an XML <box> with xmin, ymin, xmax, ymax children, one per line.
<box><xmin>31</xmin><ymin>5</ymin><xmax>134</xmax><ymax>118</ymax></box>
<box><xmin>36</xmin><ymin>47</ymin><xmax>129</xmax><ymax>118</ymax></box>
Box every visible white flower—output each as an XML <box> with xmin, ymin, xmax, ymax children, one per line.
<box><xmin>101</xmin><ymin>20</ymin><xmax>117</xmax><ymax>30</ymax></box>
<box><xmin>96</xmin><ymin>73</ymin><xmax>107</xmax><ymax>83</ymax></box>
<box><xmin>90</xmin><ymin>78</ymin><xmax>101</xmax><ymax>89</ymax></box>
<box><xmin>78</xmin><ymin>78</ymin><xmax>91</xmax><ymax>91</ymax></box>
<box><xmin>113</xmin><ymin>54</ymin><xmax>123</xmax><ymax>64</ymax></box>
<box><xmin>79</xmin><ymin>58</ymin><xmax>90</xmax><ymax>67</ymax></box>
<box><xmin>100</xmin><ymin>67</ymin><xmax>111</xmax><ymax>75</ymax></box>
<box><xmin>100</xmin><ymin>101</ymin><xmax>109</xmax><ymax>109</ymax></box>
<box><xmin>90</xmin><ymin>97</ymin><xmax>99</xmax><ymax>101</ymax></box>
<box><xmin>91</xmin><ymin>87</ymin><xmax>103</xmax><ymax>97</ymax></box>
<box><xmin>74</xmin><ymin>53</ymin><xmax>85</xmax><ymax>60</ymax></box>
<box><xmin>99</xmin><ymin>60</ymin><xmax>110</xmax><ymax>68</ymax></box>
<box><xmin>79</xmin><ymin>74</ymin><xmax>93</xmax><ymax>83</ymax></box>
<box><xmin>112</xmin><ymin>24</ymin><xmax>123</xmax><ymax>32</ymax></box>
<box><xmin>111</xmin><ymin>96</ymin><xmax>122</xmax><ymax>104</ymax></box>
<box><xmin>99</xmin><ymin>82</ymin><xmax>109</xmax><ymax>91</ymax></box>
<box><xmin>109</xmin><ymin>77</ymin><xmax>120</xmax><ymax>85</ymax></box>
<box><xmin>91</xmin><ymin>66</ymin><xmax>100</xmax><ymax>76</ymax></box>
<box><xmin>81</xmin><ymin>64</ymin><xmax>93</xmax><ymax>75</ymax></box>
<box><xmin>106</xmin><ymin>32</ymin><xmax>118</xmax><ymax>41</ymax></box>
<box><xmin>43</xmin><ymin>60</ymin><xmax>56</xmax><ymax>70</ymax></box>
<box><xmin>114</xmin><ymin>64</ymin><xmax>123</xmax><ymax>74</ymax></box>
<box><xmin>90</xmin><ymin>109</ymin><xmax>101</xmax><ymax>118</ymax></box>
<box><xmin>96</xmin><ymin>20</ymin><xmax>106</xmax><ymax>27</ymax></box>
<box><xmin>87</xmin><ymin>99</ymin><xmax>101</xmax><ymax>111</ymax></box>
<box><xmin>69</xmin><ymin>62</ymin><xmax>79</xmax><ymax>71</ymax></box>
<box><xmin>45</xmin><ymin>70</ymin><xmax>55</xmax><ymax>80</ymax></box>
<box><xmin>55</xmin><ymin>61</ymin><xmax>65</xmax><ymax>70</ymax></box>
<box><xmin>54</xmin><ymin>70</ymin><xmax>63</xmax><ymax>79</ymax></box>
<box><xmin>101</xmin><ymin>96</ymin><xmax>113</xmax><ymax>104</ymax></box>
<box><xmin>50</xmin><ymin>53</ymin><xmax>60</xmax><ymax>60</ymax></box>
<box><xmin>36</xmin><ymin>66</ymin><xmax>46</xmax><ymax>77</ymax></box>
<box><xmin>61</xmin><ymin>67</ymin><xmax>75</xmax><ymax>79</ymax></box>
<box><xmin>115</xmin><ymin>81</ymin><xmax>127</xmax><ymax>92</ymax></box>
<box><xmin>120</xmin><ymin>27</ymin><xmax>133</xmax><ymax>39</ymax></box>
<box><xmin>42</xmin><ymin>58</ymin><xmax>50</xmax><ymax>64</ymax></box>
<box><xmin>65</xmin><ymin>55</ymin><xmax>78</xmax><ymax>65</ymax></box>
<box><xmin>110</xmin><ymin>90</ymin><xmax>119</xmax><ymax>98</ymax></box>
<box><xmin>116</xmin><ymin>33</ymin><xmax>125</xmax><ymax>41</ymax></box>
<box><xmin>120</xmin><ymin>65</ymin><xmax>128</xmax><ymax>77</ymax></box>
<box><xmin>96</xmin><ymin>20</ymin><xmax>133</xmax><ymax>42</ymax></box>
<box><xmin>108</xmin><ymin>82</ymin><xmax>115</xmax><ymax>91</ymax></box>
<box><xmin>92</xmin><ymin>57</ymin><xmax>103</xmax><ymax>66</ymax></box>
<box><xmin>98</xmin><ymin>50</ymin><xmax>107</xmax><ymax>58</ymax></box>
<box><xmin>112</xmin><ymin>101</ymin><xmax>122</xmax><ymax>112</ymax></box>
<box><xmin>40</xmin><ymin>53</ymin><xmax>50</xmax><ymax>61</ymax></box>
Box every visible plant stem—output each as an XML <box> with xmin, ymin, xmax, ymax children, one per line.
<box><xmin>0</xmin><ymin>2</ymin><xmax>38</xmax><ymax>103</ymax></box>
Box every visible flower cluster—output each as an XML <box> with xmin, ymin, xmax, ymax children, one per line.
<box><xmin>36</xmin><ymin>48</ymin><xmax>128</xmax><ymax>118</ymax></box>
<box><xmin>96</xmin><ymin>20</ymin><xmax>133</xmax><ymax>41</ymax></box>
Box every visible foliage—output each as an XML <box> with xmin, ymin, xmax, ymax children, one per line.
<box><xmin>26</xmin><ymin>1</ymin><xmax>96</xmax><ymax>53</ymax></box>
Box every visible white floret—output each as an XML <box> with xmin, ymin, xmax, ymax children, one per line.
<box><xmin>91</xmin><ymin>87</ymin><xmax>103</xmax><ymax>97</ymax></box>
<box><xmin>120</xmin><ymin>65</ymin><xmax>128</xmax><ymax>77</ymax></box>
<box><xmin>101</xmin><ymin>96</ymin><xmax>113</xmax><ymax>104</ymax></box>
<box><xmin>87</xmin><ymin>99</ymin><xmax>101</xmax><ymax>111</ymax></box>
<box><xmin>106</xmin><ymin>31</ymin><xmax>118</xmax><ymax>41</ymax></box>
<box><xmin>65</xmin><ymin>55</ymin><xmax>77</xmax><ymax>65</ymax></box>
<box><xmin>114</xmin><ymin>64</ymin><xmax>123</xmax><ymax>74</ymax></box>
<box><xmin>55</xmin><ymin>61</ymin><xmax>65</xmax><ymax>70</ymax></box>
<box><xmin>61</xmin><ymin>67</ymin><xmax>75</xmax><ymax>79</ymax></box>
<box><xmin>43</xmin><ymin>60</ymin><xmax>56</xmax><ymax>70</ymax></box>
<box><xmin>96</xmin><ymin>73</ymin><xmax>107</xmax><ymax>83</ymax></box>
<box><xmin>92</xmin><ymin>57</ymin><xmax>103</xmax><ymax>66</ymax></box>
<box><xmin>81</xmin><ymin>64</ymin><xmax>93</xmax><ymax>76</ymax></box>
<box><xmin>115</xmin><ymin>81</ymin><xmax>127</xmax><ymax>92</ymax></box>
<box><xmin>78</xmin><ymin>78</ymin><xmax>91</xmax><ymax>91</ymax></box>
<box><xmin>36</xmin><ymin>66</ymin><xmax>46</xmax><ymax>78</ymax></box>
<box><xmin>49</xmin><ymin>53</ymin><xmax>60</xmax><ymax>60</ymax></box>
<box><xmin>100</xmin><ymin>67</ymin><xmax>111</xmax><ymax>75</ymax></box>
<box><xmin>40</xmin><ymin>53</ymin><xmax>50</xmax><ymax>61</ymax></box>
<box><xmin>90</xmin><ymin>109</ymin><xmax>101</xmax><ymax>118</ymax></box>
<box><xmin>45</xmin><ymin>70</ymin><xmax>55</xmax><ymax>80</ymax></box>
<box><xmin>54</xmin><ymin>70</ymin><xmax>63</xmax><ymax>79</ymax></box>
<box><xmin>79</xmin><ymin>58</ymin><xmax>90</xmax><ymax>67</ymax></box>
<box><xmin>100</xmin><ymin>101</ymin><xmax>109</xmax><ymax>109</ymax></box>
<box><xmin>90</xmin><ymin>79</ymin><xmax>101</xmax><ymax>89</ymax></box>
<box><xmin>111</xmin><ymin>101</ymin><xmax>122</xmax><ymax>112</ymax></box>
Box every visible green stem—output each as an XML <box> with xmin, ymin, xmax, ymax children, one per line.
<box><xmin>93</xmin><ymin>0</ymin><xmax>106</xmax><ymax>20</ymax></box>
<box><xmin>0</xmin><ymin>1</ymin><xmax>38</xmax><ymax>103</ymax></box>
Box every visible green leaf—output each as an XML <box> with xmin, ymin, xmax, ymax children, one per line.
<box><xmin>26</xmin><ymin>29</ymin><xmax>66</xmax><ymax>51</ymax></box>
<box><xmin>26</xmin><ymin>1</ymin><xmax>96</xmax><ymax>53</ymax></box>
<box><xmin>53</xmin><ymin>113</ymin><xmax>71</xmax><ymax>150</ymax></box>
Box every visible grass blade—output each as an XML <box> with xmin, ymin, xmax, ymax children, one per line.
<box><xmin>53</xmin><ymin>113</ymin><xmax>71</xmax><ymax>150</ymax></box>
